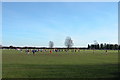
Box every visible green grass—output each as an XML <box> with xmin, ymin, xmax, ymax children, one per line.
<box><xmin>2</xmin><ymin>49</ymin><xmax>119</xmax><ymax>78</ymax></box>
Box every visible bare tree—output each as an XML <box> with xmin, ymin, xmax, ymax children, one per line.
<box><xmin>49</xmin><ymin>41</ymin><xmax>54</xmax><ymax>48</ymax></box>
<box><xmin>65</xmin><ymin>36</ymin><xmax>73</xmax><ymax>48</ymax></box>
<box><xmin>93</xmin><ymin>40</ymin><xmax>99</xmax><ymax>53</ymax></box>
<box><xmin>94</xmin><ymin>40</ymin><xmax>98</xmax><ymax>45</ymax></box>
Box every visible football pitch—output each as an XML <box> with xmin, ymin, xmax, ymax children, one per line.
<box><xmin>2</xmin><ymin>49</ymin><xmax>119</xmax><ymax>78</ymax></box>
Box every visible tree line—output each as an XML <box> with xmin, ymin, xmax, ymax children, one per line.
<box><xmin>88</xmin><ymin>43</ymin><xmax>120</xmax><ymax>50</ymax></box>
<box><xmin>1</xmin><ymin>36</ymin><xmax>120</xmax><ymax>50</ymax></box>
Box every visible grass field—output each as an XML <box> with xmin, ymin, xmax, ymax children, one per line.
<box><xmin>2</xmin><ymin>49</ymin><xmax>119</xmax><ymax>78</ymax></box>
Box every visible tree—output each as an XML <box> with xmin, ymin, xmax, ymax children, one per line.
<box><xmin>88</xmin><ymin>44</ymin><xmax>90</xmax><ymax>49</ymax></box>
<box><xmin>93</xmin><ymin>40</ymin><xmax>99</xmax><ymax>49</ymax></box>
<box><xmin>49</xmin><ymin>41</ymin><xmax>54</xmax><ymax>48</ymax></box>
<box><xmin>91</xmin><ymin>45</ymin><xmax>95</xmax><ymax>49</ymax></box>
<box><xmin>65</xmin><ymin>36</ymin><xmax>73</xmax><ymax>48</ymax></box>
<box><xmin>104</xmin><ymin>43</ymin><xmax>107</xmax><ymax>49</ymax></box>
<box><xmin>96</xmin><ymin>44</ymin><xmax>99</xmax><ymax>49</ymax></box>
<box><xmin>100</xmin><ymin>43</ymin><xmax>104</xmax><ymax>49</ymax></box>
<box><xmin>94</xmin><ymin>40</ymin><xmax>98</xmax><ymax>45</ymax></box>
<box><xmin>114</xmin><ymin>44</ymin><xmax>118</xmax><ymax>50</ymax></box>
<box><xmin>9</xmin><ymin>45</ymin><xmax>14</xmax><ymax>49</ymax></box>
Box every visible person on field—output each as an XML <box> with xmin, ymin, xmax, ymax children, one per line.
<box><xmin>40</xmin><ymin>49</ymin><xmax>42</xmax><ymax>52</ymax></box>
<box><xmin>25</xmin><ymin>49</ymin><xmax>27</xmax><ymax>54</ymax></box>
<box><xmin>32</xmin><ymin>50</ymin><xmax>35</xmax><ymax>55</ymax></box>
<box><xmin>50</xmin><ymin>50</ymin><xmax>52</xmax><ymax>54</ymax></box>
<box><xmin>38</xmin><ymin>49</ymin><xmax>39</xmax><ymax>52</ymax></box>
<box><xmin>75</xmin><ymin>49</ymin><xmax>76</xmax><ymax>52</ymax></box>
<box><xmin>16</xmin><ymin>48</ymin><xmax>22</xmax><ymax>53</ymax></box>
<box><xmin>26</xmin><ymin>49</ymin><xmax>29</xmax><ymax>54</ymax></box>
<box><xmin>28</xmin><ymin>49</ymin><xmax>30</xmax><ymax>54</ymax></box>
<box><xmin>105</xmin><ymin>50</ymin><xmax>108</xmax><ymax>55</ymax></box>
<box><xmin>55</xmin><ymin>49</ymin><xmax>57</xmax><ymax>52</ymax></box>
<box><xmin>35</xmin><ymin>50</ymin><xmax>37</xmax><ymax>52</ymax></box>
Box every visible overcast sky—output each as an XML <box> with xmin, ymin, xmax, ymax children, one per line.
<box><xmin>2</xmin><ymin>2</ymin><xmax>118</xmax><ymax>47</ymax></box>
